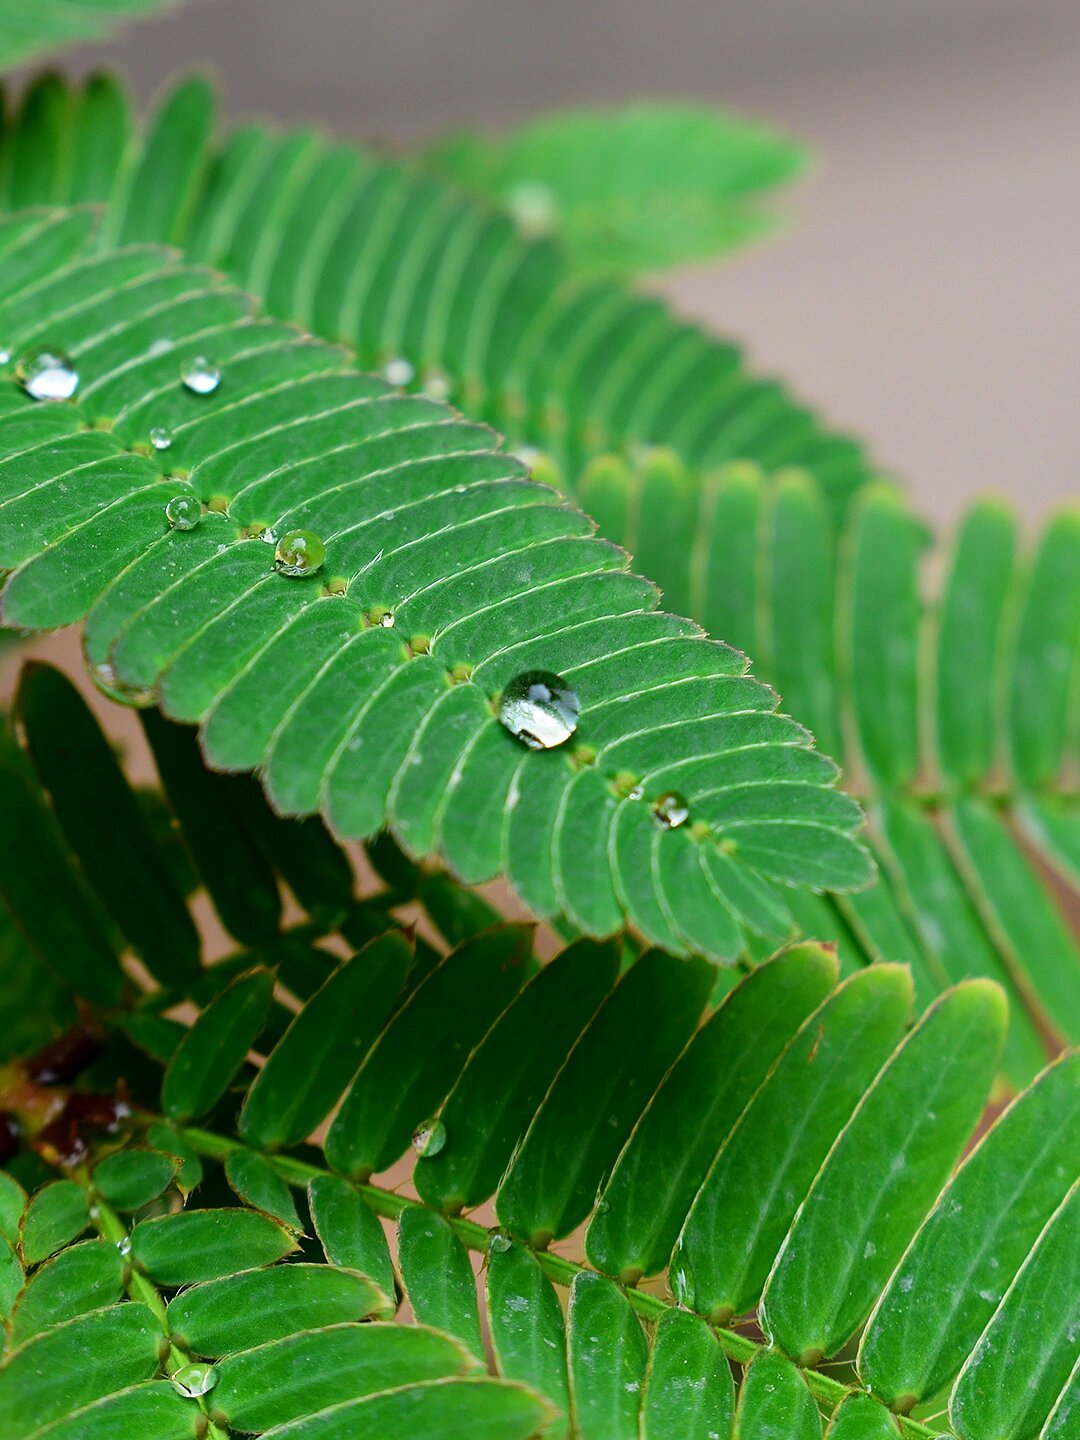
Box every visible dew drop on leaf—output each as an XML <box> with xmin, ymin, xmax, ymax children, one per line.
<box><xmin>181</xmin><ymin>355</ymin><xmax>221</xmax><ymax>395</ymax></box>
<box><xmin>16</xmin><ymin>348</ymin><xmax>79</xmax><ymax>401</ymax></box>
<box><xmin>499</xmin><ymin>670</ymin><xmax>580</xmax><ymax>751</ymax></box>
<box><xmin>275</xmin><ymin>529</ymin><xmax>326</xmax><ymax>577</ymax></box>
<box><xmin>379</xmin><ymin>611</ymin><xmax>395</xmax><ymax>628</ymax></box>
<box><xmin>165</xmin><ymin>495</ymin><xmax>202</xmax><ymax>531</ymax></box>
<box><xmin>653</xmin><ymin>791</ymin><xmax>690</xmax><ymax>829</ymax></box>
<box><xmin>421</xmin><ymin>368</ymin><xmax>451</xmax><ymax>401</ymax></box>
<box><xmin>383</xmin><ymin>356</ymin><xmax>415</xmax><ymax>386</ymax></box>
<box><xmin>0</xmin><ymin>347</ymin><xmax>11</xmax><ymax>365</ymax></box>
<box><xmin>149</xmin><ymin>426</ymin><xmax>173</xmax><ymax>451</ymax></box>
<box><xmin>171</xmin><ymin>1362</ymin><xmax>218</xmax><ymax>1398</ymax></box>
<box><xmin>489</xmin><ymin>1231</ymin><xmax>513</xmax><ymax>1255</ymax></box>
<box><xmin>116</xmin><ymin>1236</ymin><xmax>131</xmax><ymax>1257</ymax></box>
<box><xmin>412</xmin><ymin>1118</ymin><xmax>447</xmax><ymax>1158</ymax></box>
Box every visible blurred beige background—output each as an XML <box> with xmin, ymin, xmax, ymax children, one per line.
<box><xmin>25</xmin><ymin>0</ymin><xmax>1080</xmax><ymax>527</ymax></box>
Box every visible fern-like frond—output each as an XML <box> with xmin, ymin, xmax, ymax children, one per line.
<box><xmin>0</xmin><ymin>73</ymin><xmax>876</xmax><ymax>509</ymax></box>
<box><xmin>421</xmin><ymin>103</ymin><xmax>807</xmax><ymax>275</ymax></box>
<box><xmin>0</xmin><ymin>210</ymin><xmax>869</xmax><ymax>953</ymax></box>
<box><xmin>0</xmin><ymin>0</ymin><xmax>176</xmax><ymax>72</ymax></box>
<box><xmin>0</xmin><ymin>692</ymin><xmax>1074</xmax><ymax>1439</ymax></box>
<box><xmin>568</xmin><ymin>449</ymin><xmax>1080</xmax><ymax>1083</ymax></box>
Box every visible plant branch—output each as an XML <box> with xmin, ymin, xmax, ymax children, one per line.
<box><xmin>179</xmin><ymin>1125</ymin><xmax>941</xmax><ymax>1438</ymax></box>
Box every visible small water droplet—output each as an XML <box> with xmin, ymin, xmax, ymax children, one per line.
<box><xmin>181</xmin><ymin>355</ymin><xmax>221</xmax><ymax>395</ymax></box>
<box><xmin>116</xmin><ymin>1236</ymin><xmax>132</xmax><ymax>1257</ymax></box>
<box><xmin>17</xmin><ymin>348</ymin><xmax>79</xmax><ymax>402</ymax></box>
<box><xmin>378</xmin><ymin>611</ymin><xmax>395</xmax><ymax>628</ymax></box>
<box><xmin>653</xmin><ymin>791</ymin><xmax>690</xmax><ymax>829</ymax></box>
<box><xmin>505</xmin><ymin>181</ymin><xmax>557</xmax><ymax>237</ymax></box>
<box><xmin>275</xmin><ymin>529</ymin><xmax>325</xmax><ymax>577</ymax></box>
<box><xmin>171</xmin><ymin>1362</ymin><xmax>218</xmax><ymax>1398</ymax></box>
<box><xmin>489</xmin><ymin>1231</ymin><xmax>513</xmax><ymax>1255</ymax></box>
<box><xmin>499</xmin><ymin>670</ymin><xmax>580</xmax><ymax>751</ymax></box>
<box><xmin>383</xmin><ymin>356</ymin><xmax>415</xmax><ymax>386</ymax></box>
<box><xmin>261</xmin><ymin>527</ymin><xmax>279</xmax><ymax>546</ymax></box>
<box><xmin>421</xmin><ymin>369</ymin><xmax>451</xmax><ymax>401</ymax></box>
<box><xmin>412</xmin><ymin>1118</ymin><xmax>446</xmax><ymax>1158</ymax></box>
<box><xmin>165</xmin><ymin>495</ymin><xmax>202</xmax><ymax>531</ymax></box>
<box><xmin>149</xmin><ymin>426</ymin><xmax>173</xmax><ymax>451</ymax></box>
<box><xmin>0</xmin><ymin>347</ymin><xmax>11</xmax><ymax>366</ymax></box>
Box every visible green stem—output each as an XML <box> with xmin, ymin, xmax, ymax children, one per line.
<box><xmin>90</xmin><ymin>1193</ymin><xmax>230</xmax><ymax>1440</ymax></box>
<box><xmin>179</xmin><ymin>1125</ymin><xmax>937</xmax><ymax>1438</ymax></box>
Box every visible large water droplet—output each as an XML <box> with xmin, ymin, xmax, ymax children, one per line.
<box><xmin>165</xmin><ymin>495</ymin><xmax>201</xmax><ymax>531</ymax></box>
<box><xmin>383</xmin><ymin>356</ymin><xmax>415</xmax><ymax>386</ymax></box>
<box><xmin>653</xmin><ymin>791</ymin><xmax>690</xmax><ymax>829</ymax></box>
<box><xmin>181</xmin><ymin>355</ymin><xmax>221</xmax><ymax>395</ymax></box>
<box><xmin>149</xmin><ymin>426</ymin><xmax>173</xmax><ymax>451</ymax></box>
<box><xmin>171</xmin><ymin>1362</ymin><xmax>218</xmax><ymax>1398</ymax></box>
<box><xmin>412</xmin><ymin>1118</ymin><xmax>446</xmax><ymax>1158</ymax></box>
<box><xmin>499</xmin><ymin>670</ymin><xmax>579</xmax><ymax>751</ymax></box>
<box><xmin>17</xmin><ymin>348</ymin><xmax>79</xmax><ymax>401</ymax></box>
<box><xmin>275</xmin><ymin>529</ymin><xmax>325</xmax><ymax>577</ymax></box>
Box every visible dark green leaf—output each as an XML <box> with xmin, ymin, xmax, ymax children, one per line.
<box><xmin>397</xmin><ymin>1208</ymin><xmax>485</xmax><ymax>1360</ymax></box>
<box><xmin>224</xmin><ymin>1149</ymin><xmax>302</xmax><ymax>1229</ymax></box>
<box><xmin>307</xmin><ymin>1174</ymin><xmax>396</xmax><ymax>1313</ymax></box>
<box><xmin>732</xmin><ymin>1351</ymin><xmax>821</xmax><ymax>1440</ymax></box>
<box><xmin>92</xmin><ymin>1149</ymin><xmax>179</xmax><ymax>1212</ymax></box>
<box><xmin>486</xmin><ymin>1242</ymin><xmax>569</xmax><ymax>1437</ymax></box>
<box><xmin>7</xmin><ymin>1238</ymin><xmax>123</xmax><ymax>1346</ymax></box>
<box><xmin>567</xmin><ymin>1272</ymin><xmax>646</xmax><ymax>1440</ymax></box>
<box><xmin>129</xmin><ymin>1207</ymin><xmax>298</xmax><ymax>1285</ymax></box>
<box><xmin>161</xmin><ymin>967</ymin><xmax>274</xmax><ymax>1123</ymax></box>
<box><xmin>19</xmin><ymin>1179</ymin><xmax>88</xmax><ymax>1265</ymax></box>
<box><xmin>642</xmin><ymin>1307</ymin><xmax>734</xmax><ymax>1440</ymax></box>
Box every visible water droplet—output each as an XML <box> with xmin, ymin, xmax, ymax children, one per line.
<box><xmin>653</xmin><ymin>791</ymin><xmax>689</xmax><ymax>829</ymax></box>
<box><xmin>0</xmin><ymin>347</ymin><xmax>11</xmax><ymax>366</ymax></box>
<box><xmin>165</xmin><ymin>495</ymin><xmax>202</xmax><ymax>531</ymax></box>
<box><xmin>116</xmin><ymin>1236</ymin><xmax>132</xmax><ymax>1257</ymax></box>
<box><xmin>379</xmin><ymin>611</ymin><xmax>396</xmax><ymax>628</ymax></box>
<box><xmin>275</xmin><ymin>529</ymin><xmax>326</xmax><ymax>577</ymax></box>
<box><xmin>149</xmin><ymin>426</ymin><xmax>173</xmax><ymax>451</ymax></box>
<box><xmin>171</xmin><ymin>1362</ymin><xmax>218</xmax><ymax>1398</ymax></box>
<box><xmin>383</xmin><ymin>356</ymin><xmax>415</xmax><ymax>386</ymax></box>
<box><xmin>17</xmin><ymin>348</ymin><xmax>79</xmax><ymax>402</ymax></box>
<box><xmin>489</xmin><ymin>1231</ymin><xmax>513</xmax><ymax>1255</ymax></box>
<box><xmin>499</xmin><ymin>670</ymin><xmax>580</xmax><ymax>751</ymax></box>
<box><xmin>505</xmin><ymin>181</ymin><xmax>557</xmax><ymax>237</ymax></box>
<box><xmin>261</xmin><ymin>527</ymin><xmax>279</xmax><ymax>546</ymax></box>
<box><xmin>181</xmin><ymin>355</ymin><xmax>221</xmax><ymax>395</ymax></box>
<box><xmin>421</xmin><ymin>369</ymin><xmax>451</xmax><ymax>401</ymax></box>
<box><xmin>412</xmin><ymin>1118</ymin><xmax>446</xmax><ymax>1158</ymax></box>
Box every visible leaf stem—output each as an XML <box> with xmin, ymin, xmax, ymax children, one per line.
<box><xmin>90</xmin><ymin>1192</ymin><xmax>231</xmax><ymax>1440</ymax></box>
<box><xmin>179</xmin><ymin>1124</ymin><xmax>940</xmax><ymax>1438</ymax></box>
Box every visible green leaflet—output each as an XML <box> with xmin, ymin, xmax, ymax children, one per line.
<box><xmin>166</xmin><ymin>1263</ymin><xmax>390</xmax><ymax>1357</ymax></box>
<box><xmin>129</xmin><ymin>1206</ymin><xmax>298</xmax><ymax>1285</ymax></box>
<box><xmin>224</xmin><ymin>1149</ymin><xmax>303</xmax><ymax>1229</ymax></box>
<box><xmin>641</xmin><ymin>1308</ymin><xmax>735</xmax><ymax>1440</ymax></box>
<box><xmin>585</xmin><ymin>940</ymin><xmax>839</xmax><ymax>1282</ymax></box>
<box><xmin>0</xmin><ymin>213</ymin><xmax>868</xmax><ymax>962</ymax></box>
<box><xmin>674</xmin><ymin>964</ymin><xmax>913</xmax><ymax>1321</ymax></box>
<box><xmin>15</xmin><ymin>663</ymin><xmax>200</xmax><ymax>983</ymax></box>
<box><xmin>486</xmin><ymin>1243</ymin><xmax>570</xmax><ymax>1439</ymax></box>
<box><xmin>859</xmin><ymin>1050</ymin><xmax>1080</xmax><ymax>1407</ymax></box>
<box><xmin>92</xmin><ymin>1149</ymin><xmax>180</xmax><ymax>1212</ymax></box>
<box><xmin>0</xmin><ymin>0</ymin><xmax>173</xmax><ymax>72</ymax></box>
<box><xmin>24</xmin><ymin>1383</ymin><xmax>199</xmax><ymax>1440</ymax></box>
<box><xmin>7</xmin><ymin>1238</ymin><xmax>123</xmax><ymax>1346</ymax></box>
<box><xmin>397</xmin><ymin>1209</ymin><xmax>485</xmax><ymax>1361</ymax></box>
<box><xmin>161</xmin><ymin>967</ymin><xmax>275</xmax><ymax>1123</ymax></box>
<box><xmin>210</xmin><ymin>1324</ymin><xmax>475</xmax><ymax>1432</ymax></box>
<box><xmin>0</xmin><ymin>1170</ymin><xmax>25</xmax><ymax>1244</ymax></box>
<box><xmin>567</xmin><ymin>1272</ymin><xmax>648</xmax><ymax>1440</ymax></box>
<box><xmin>240</xmin><ymin>933</ymin><xmax>411</xmax><ymax>1150</ymax></box>
<box><xmin>423</xmin><ymin>103</ymin><xmax>805</xmax><ymax>275</ymax></box>
<box><xmin>496</xmin><ymin>948</ymin><xmax>713</xmax><ymax>1246</ymax></box>
<box><xmin>0</xmin><ymin>1236</ymin><xmax>22</xmax><ymax>1320</ymax></box>
<box><xmin>950</xmin><ymin>1180</ymin><xmax>1080</xmax><ymax>1440</ymax></box>
<box><xmin>761</xmin><ymin>981</ymin><xmax>1006</xmax><ymax>1362</ymax></box>
<box><xmin>732</xmin><ymin>1351</ymin><xmax>822</xmax><ymax>1440</ymax></box>
<box><xmin>306</xmin><ymin>1175</ymin><xmax>397</xmax><ymax>1313</ymax></box>
<box><xmin>826</xmin><ymin>1395</ymin><xmax>900</xmax><ymax>1438</ymax></box>
<box><xmin>0</xmin><ymin>1302</ymin><xmax>162</xmax><ymax>1440</ymax></box>
<box><xmin>251</xmin><ymin>1377</ymin><xmax>552</xmax><ymax>1440</ymax></box>
<box><xmin>18</xmin><ymin>1179</ymin><xmax>88</xmax><ymax>1265</ymax></box>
